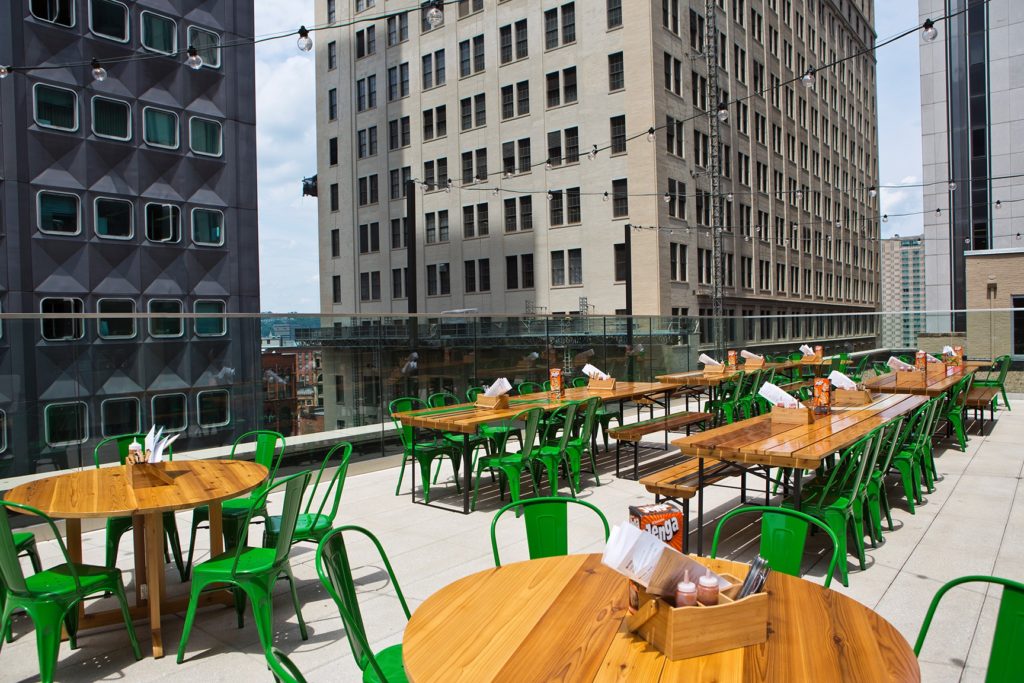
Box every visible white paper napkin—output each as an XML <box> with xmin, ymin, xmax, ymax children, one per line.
<box><xmin>698</xmin><ymin>353</ymin><xmax>722</xmax><ymax>366</ymax></box>
<box><xmin>758</xmin><ymin>382</ymin><xmax>800</xmax><ymax>408</ymax></box>
<box><xmin>484</xmin><ymin>377</ymin><xmax>512</xmax><ymax>397</ymax></box>
<box><xmin>740</xmin><ymin>350</ymin><xmax>764</xmax><ymax>361</ymax></box>
<box><xmin>926</xmin><ymin>354</ymin><xmax>941</xmax><ymax>363</ymax></box>
<box><xmin>582</xmin><ymin>363</ymin><xmax>609</xmax><ymax>380</ymax></box>
<box><xmin>942</xmin><ymin>345</ymin><xmax>955</xmax><ymax>356</ymax></box>
<box><xmin>887</xmin><ymin>356</ymin><xmax>914</xmax><ymax>371</ymax></box>
<box><xmin>799</xmin><ymin>344</ymin><xmax>815</xmax><ymax>356</ymax></box>
<box><xmin>828</xmin><ymin>371</ymin><xmax>858</xmax><ymax>390</ymax></box>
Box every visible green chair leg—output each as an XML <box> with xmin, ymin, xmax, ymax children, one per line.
<box><xmin>177</xmin><ymin>580</ymin><xmax>205</xmax><ymax>663</ymax></box>
<box><xmin>25</xmin><ymin>601</ymin><xmax>66</xmax><ymax>683</ymax></box>
<box><xmin>821</xmin><ymin>510</ymin><xmax>850</xmax><ymax>588</ymax></box>
<box><xmin>418</xmin><ymin>457</ymin><xmax>434</xmax><ymax>504</ymax></box>
<box><xmin>394</xmin><ymin>456</ymin><xmax>409</xmax><ymax>495</ymax></box>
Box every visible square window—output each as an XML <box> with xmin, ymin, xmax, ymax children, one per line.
<box><xmin>41</xmin><ymin>297</ymin><xmax>84</xmax><ymax>340</ymax></box>
<box><xmin>91</xmin><ymin>96</ymin><xmax>131</xmax><ymax>140</ymax></box>
<box><xmin>191</xmin><ymin>208</ymin><xmax>224</xmax><ymax>246</ymax></box>
<box><xmin>187</xmin><ymin>26</ymin><xmax>221</xmax><ymax>68</ymax></box>
<box><xmin>101</xmin><ymin>397</ymin><xmax>140</xmax><ymax>437</ymax></box>
<box><xmin>152</xmin><ymin>394</ymin><xmax>187</xmax><ymax>432</ymax></box>
<box><xmin>34</xmin><ymin>84</ymin><xmax>78</xmax><ymax>131</ymax></box>
<box><xmin>197</xmin><ymin>390</ymin><xmax>231</xmax><ymax>428</ymax></box>
<box><xmin>37</xmin><ymin>191</ymin><xmax>80</xmax><ymax>234</ymax></box>
<box><xmin>143</xmin><ymin>107</ymin><xmax>179</xmax><ymax>149</ymax></box>
<box><xmin>145</xmin><ymin>203</ymin><xmax>181</xmax><ymax>242</ymax></box>
<box><xmin>97</xmin><ymin>299</ymin><xmax>136</xmax><ymax>339</ymax></box>
<box><xmin>44</xmin><ymin>402</ymin><xmax>88</xmax><ymax>447</ymax></box>
<box><xmin>31</xmin><ymin>0</ymin><xmax>74</xmax><ymax>27</ymax></box>
<box><xmin>94</xmin><ymin>197</ymin><xmax>133</xmax><ymax>238</ymax></box>
<box><xmin>194</xmin><ymin>300</ymin><xmax>226</xmax><ymax>336</ymax></box>
<box><xmin>189</xmin><ymin>117</ymin><xmax>222</xmax><ymax>156</ymax></box>
<box><xmin>141</xmin><ymin>11</ymin><xmax>177</xmax><ymax>54</ymax></box>
<box><xmin>148</xmin><ymin>299</ymin><xmax>183</xmax><ymax>337</ymax></box>
<box><xmin>89</xmin><ymin>0</ymin><xmax>128</xmax><ymax>41</ymax></box>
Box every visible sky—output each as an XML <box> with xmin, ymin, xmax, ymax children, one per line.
<box><xmin>252</xmin><ymin>2</ymin><xmax>924</xmax><ymax>312</ymax></box>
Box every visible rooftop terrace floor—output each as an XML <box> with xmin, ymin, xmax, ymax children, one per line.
<box><xmin>5</xmin><ymin>396</ymin><xmax>1022</xmax><ymax>682</ymax></box>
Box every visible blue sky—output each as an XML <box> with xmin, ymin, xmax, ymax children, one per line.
<box><xmin>253</xmin><ymin>2</ymin><xmax>924</xmax><ymax>312</ymax></box>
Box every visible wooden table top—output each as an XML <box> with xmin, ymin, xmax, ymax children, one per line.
<box><xmin>4</xmin><ymin>460</ymin><xmax>268</xmax><ymax>518</ymax></box>
<box><xmin>863</xmin><ymin>368</ymin><xmax>973</xmax><ymax>396</ymax></box>
<box><xmin>402</xmin><ymin>553</ymin><xmax>920</xmax><ymax>683</ymax></box>
<box><xmin>672</xmin><ymin>393</ymin><xmax>928</xmax><ymax>470</ymax></box>
<box><xmin>394</xmin><ymin>382</ymin><xmax>673</xmax><ymax>434</ymax></box>
<box><xmin>656</xmin><ymin>358</ymin><xmax>837</xmax><ymax>386</ymax></box>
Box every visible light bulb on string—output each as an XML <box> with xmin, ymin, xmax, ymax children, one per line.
<box><xmin>587</xmin><ymin>145</ymin><xmax>597</xmax><ymax>161</ymax></box>
<box><xmin>996</xmin><ymin>200</ymin><xmax>1002</xmax><ymax>209</ymax></box>
<box><xmin>646</xmin><ymin>127</ymin><xmax>656</xmax><ymax>142</ymax></box>
<box><xmin>922</xmin><ymin>19</ymin><xmax>938</xmax><ymax>42</ymax></box>
<box><xmin>186</xmin><ymin>46</ymin><xmax>203</xmax><ymax>70</ymax></box>
<box><xmin>297</xmin><ymin>26</ymin><xmax>313</xmax><ymax>52</ymax></box>
<box><xmin>445</xmin><ymin>179</ymin><xmax>452</xmax><ymax>193</ymax></box>
<box><xmin>602</xmin><ymin>192</ymin><xmax>609</xmax><ymax>202</ymax></box>
<box><xmin>545</xmin><ymin>158</ymin><xmax>553</xmax><ymax>170</ymax></box>
<box><xmin>547</xmin><ymin>191</ymin><xmax>554</xmax><ymax>201</ymax></box>
<box><xmin>663</xmin><ymin>192</ymin><xmax>671</xmax><ymax>204</ymax></box>
<box><xmin>492</xmin><ymin>187</ymin><xmax>500</xmax><ymax>196</ymax></box>
<box><xmin>948</xmin><ymin>180</ymin><xmax>957</xmax><ymax>191</ymax></box>
<box><xmin>801</xmin><ymin>67</ymin><xmax>815</xmax><ymax>88</ymax></box>
<box><xmin>90</xmin><ymin>58</ymin><xmax>107</xmax><ymax>82</ymax></box>
<box><xmin>426</xmin><ymin>1</ymin><xmax>444</xmax><ymax>29</ymax></box>
<box><xmin>882</xmin><ymin>214</ymin><xmax>888</xmax><ymax>223</ymax></box>
<box><xmin>795</xmin><ymin>189</ymin><xmax>803</xmax><ymax>201</ymax></box>
<box><xmin>726</xmin><ymin>193</ymin><xmax>734</xmax><ymax>202</ymax></box>
<box><xmin>716</xmin><ymin>101</ymin><xmax>729</xmax><ymax>123</ymax></box>
<box><xmin>936</xmin><ymin>208</ymin><xmax>942</xmax><ymax>216</ymax></box>
<box><xmin>502</xmin><ymin>171</ymin><xmax>510</xmax><ymax>180</ymax></box>
<box><xmin>868</xmin><ymin>186</ymin><xmax>877</xmax><ymax>199</ymax></box>
<box><xmin>0</xmin><ymin>65</ymin><xmax>9</xmax><ymax>79</ymax></box>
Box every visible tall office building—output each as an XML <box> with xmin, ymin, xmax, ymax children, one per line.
<box><xmin>920</xmin><ymin>0</ymin><xmax>1022</xmax><ymax>331</ymax></box>
<box><xmin>879</xmin><ymin>235</ymin><xmax>925</xmax><ymax>348</ymax></box>
<box><xmin>313</xmin><ymin>0</ymin><xmax>880</xmax><ymax>427</ymax></box>
<box><xmin>0</xmin><ymin>1</ymin><xmax>261</xmax><ymax>476</ymax></box>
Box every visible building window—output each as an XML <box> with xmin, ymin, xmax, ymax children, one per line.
<box><xmin>44</xmin><ymin>402</ymin><xmax>88</xmax><ymax>447</ymax></box>
<box><xmin>37</xmin><ymin>191</ymin><xmax>80</xmax><ymax>235</ymax></box>
<box><xmin>94</xmin><ymin>197</ymin><xmax>133</xmax><ymax>239</ymax></box>
<box><xmin>614</xmin><ymin>243</ymin><xmax>627</xmax><ymax>282</ymax></box>
<box><xmin>551</xmin><ymin>248</ymin><xmax>582</xmax><ymax>286</ymax></box>
<box><xmin>328</xmin><ymin>137</ymin><xmax>338</xmax><ymax>165</ymax></box>
<box><xmin>141</xmin><ymin>11</ymin><xmax>177</xmax><ymax>54</ymax></box>
<box><xmin>607</xmin><ymin>0</ymin><xmax>622</xmax><ymax>28</ymax></box>
<box><xmin>545</xmin><ymin>3</ymin><xmax>575</xmax><ymax>49</ymax></box>
<box><xmin>143</xmin><ymin>107</ymin><xmax>179</xmax><ymax>149</ymax></box>
<box><xmin>101</xmin><ymin>397</ymin><xmax>140</xmax><ymax>437</ymax></box>
<box><xmin>608</xmin><ymin>52</ymin><xmax>624</xmax><ymax>90</ymax></box>
<box><xmin>97</xmin><ymin>298</ymin><xmax>136</xmax><ymax>339</ymax></box>
<box><xmin>31</xmin><ymin>0</ymin><xmax>75</xmax><ymax>27</ymax></box>
<box><xmin>359</xmin><ymin>271</ymin><xmax>381</xmax><ymax>301</ymax></box>
<box><xmin>387</xmin><ymin>13</ymin><xmax>408</xmax><ymax>45</ymax></box>
<box><xmin>426</xmin><ymin>263</ymin><xmax>451</xmax><ymax>296</ymax></box>
<box><xmin>145</xmin><ymin>203</ymin><xmax>181</xmax><ymax>242</ymax></box>
<box><xmin>197</xmin><ymin>390</ymin><xmax>231</xmax><ymax>428</ymax></box>
<box><xmin>462</xmin><ymin>203</ymin><xmax>489</xmax><ymax>238</ymax></box>
<box><xmin>331</xmin><ymin>229</ymin><xmax>340</xmax><ymax>257</ymax></box>
<box><xmin>192</xmin><ymin>208</ymin><xmax>224</xmax><ymax>246</ymax></box>
<box><xmin>89</xmin><ymin>0</ymin><xmax>128</xmax><ymax>42</ymax></box>
<box><xmin>33</xmin><ymin>84</ymin><xmax>78</xmax><ymax>131</ymax></box>
<box><xmin>41</xmin><ymin>297</ymin><xmax>85</xmax><ymax>340</ymax></box>
<box><xmin>506</xmin><ymin>254</ymin><xmax>534</xmax><ymax>290</ymax></box>
<box><xmin>188</xmin><ymin>26</ymin><xmax>221</xmax><ymax>68</ymax></box>
<box><xmin>387</xmin><ymin>62</ymin><xmax>410</xmax><ymax>100</ymax></box>
<box><xmin>358</xmin><ymin>221</ymin><xmax>380</xmax><ymax>253</ymax></box>
<box><xmin>546</xmin><ymin>68</ymin><xmax>577</xmax><ymax>107</ymax></box>
<box><xmin>189</xmin><ymin>116</ymin><xmax>222</xmax><ymax>157</ymax></box>
<box><xmin>504</xmin><ymin>196</ymin><xmax>533</xmax><ymax>232</ymax></box>
<box><xmin>389</xmin><ymin>116</ymin><xmax>411</xmax><ymax>149</ymax></box>
<box><xmin>355</xmin><ymin>26</ymin><xmax>376</xmax><ymax>58</ymax></box>
<box><xmin>612</xmin><ymin>179</ymin><xmax>628</xmax><ymax>218</ymax></box>
<box><xmin>91</xmin><ymin>96</ymin><xmax>131</xmax><ymax>140</ymax></box>
<box><xmin>149</xmin><ymin>299</ymin><xmax>183</xmax><ymax>337</ymax></box>
<box><xmin>392</xmin><ymin>267</ymin><xmax>407</xmax><ymax>298</ymax></box>
<box><xmin>328</xmin><ymin>88</ymin><xmax>338</xmax><ymax>119</ymax></box>
<box><xmin>195</xmin><ymin>300</ymin><xmax>227</xmax><ymax>336</ymax></box>
<box><xmin>332</xmin><ymin>275</ymin><xmax>341</xmax><ymax>303</ymax></box>
<box><xmin>422</xmin><ymin>49</ymin><xmax>445</xmax><ymax>88</ymax></box>
<box><xmin>152</xmin><ymin>394</ymin><xmax>187</xmax><ymax>432</ymax></box>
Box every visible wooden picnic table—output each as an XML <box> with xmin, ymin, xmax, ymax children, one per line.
<box><xmin>671</xmin><ymin>393</ymin><xmax>928</xmax><ymax>554</ymax></box>
<box><xmin>863</xmin><ymin>368</ymin><xmax>974</xmax><ymax>396</ymax></box>
<box><xmin>393</xmin><ymin>382</ymin><xmax>677</xmax><ymax>513</ymax></box>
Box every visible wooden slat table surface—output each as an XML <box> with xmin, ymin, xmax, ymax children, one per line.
<box><xmin>402</xmin><ymin>554</ymin><xmax>920</xmax><ymax>682</ymax></box>
<box><xmin>863</xmin><ymin>369</ymin><xmax>973</xmax><ymax>397</ymax></box>
<box><xmin>656</xmin><ymin>358</ymin><xmax>836</xmax><ymax>387</ymax></box>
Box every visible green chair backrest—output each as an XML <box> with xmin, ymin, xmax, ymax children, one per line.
<box><xmin>516</xmin><ymin>381</ymin><xmax>542</xmax><ymax>395</ymax></box>
<box><xmin>915</xmin><ymin>575</ymin><xmax>1024</xmax><ymax>681</ymax></box>
<box><xmin>466</xmin><ymin>386</ymin><xmax>485</xmax><ymax>402</ymax></box>
<box><xmin>388</xmin><ymin>396</ymin><xmax>427</xmax><ymax>451</ymax></box>
<box><xmin>994</xmin><ymin>355</ymin><xmax>1011</xmax><ymax>384</ymax></box>
<box><xmin>315</xmin><ymin>525</ymin><xmax>411</xmax><ymax>681</ymax></box>
<box><xmin>427</xmin><ymin>391</ymin><xmax>459</xmax><ymax>408</ymax></box>
<box><xmin>572</xmin><ymin>397</ymin><xmax>601</xmax><ymax>444</ymax></box>
<box><xmin>718</xmin><ymin>371</ymin><xmax>746</xmax><ymax>402</ymax></box>
<box><xmin>788</xmin><ymin>352</ymin><xmax>803</xmax><ymax>361</ymax></box>
<box><xmin>490</xmin><ymin>496</ymin><xmax>610</xmax><ymax>567</ymax></box>
<box><xmin>853</xmin><ymin>355</ymin><xmax>871</xmax><ymax>374</ymax></box>
<box><xmin>229</xmin><ymin>471</ymin><xmax>309</xmax><ymax>575</ymax></box>
<box><xmin>301</xmin><ymin>441</ymin><xmax>352</xmax><ymax>525</ymax></box>
<box><xmin>0</xmin><ymin>500</ymin><xmax>78</xmax><ymax>596</ymax></box>
<box><xmin>230</xmin><ymin>430</ymin><xmax>286</xmax><ymax>499</ymax></box>
<box><xmin>542</xmin><ymin>402</ymin><xmax>579</xmax><ymax>447</ymax></box>
<box><xmin>948</xmin><ymin>374</ymin><xmax>973</xmax><ymax>410</ymax></box>
<box><xmin>507</xmin><ymin>407</ymin><xmax>543</xmax><ymax>458</ymax></box>
<box><xmin>873</xmin><ymin>416</ymin><xmax>907</xmax><ymax>477</ymax></box>
<box><xmin>571</xmin><ymin>376</ymin><xmax>588</xmax><ymax>388</ymax></box>
<box><xmin>93</xmin><ymin>432</ymin><xmax>174</xmax><ymax>467</ymax></box>
<box><xmin>809</xmin><ymin>430</ymin><xmax>877</xmax><ymax>504</ymax></box>
<box><xmin>872</xmin><ymin>362</ymin><xmax>891</xmax><ymax>375</ymax></box>
<box><xmin>709</xmin><ymin>505</ymin><xmax>842</xmax><ymax>588</ymax></box>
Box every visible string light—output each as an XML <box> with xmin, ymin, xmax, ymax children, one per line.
<box><xmin>90</xmin><ymin>58</ymin><xmax>107</xmax><ymax>82</ymax></box>
<box><xmin>936</xmin><ymin>208</ymin><xmax>942</xmax><ymax>215</ymax></box>
<box><xmin>186</xmin><ymin>46</ymin><xmax>203</xmax><ymax>70</ymax></box>
<box><xmin>545</xmin><ymin>159</ymin><xmax>553</xmax><ymax>170</ymax></box>
<box><xmin>726</xmin><ymin>193</ymin><xmax>734</xmax><ymax>202</ymax></box>
<box><xmin>663</xmin><ymin>192</ymin><xmax>672</xmax><ymax>203</ymax></box>
<box><xmin>602</xmin><ymin>192</ymin><xmax>609</xmax><ymax>202</ymax></box>
<box><xmin>882</xmin><ymin>214</ymin><xmax>888</xmax><ymax>222</ymax></box>
<box><xmin>0</xmin><ymin>65</ymin><xmax>9</xmax><ymax>79</ymax></box>
<box><xmin>868</xmin><ymin>186</ymin><xmax>878</xmax><ymax>198</ymax></box>
<box><xmin>646</xmin><ymin>127</ymin><xmax>656</xmax><ymax>142</ymax></box>
<box><xmin>547</xmin><ymin>191</ymin><xmax>554</xmax><ymax>201</ymax></box>
<box><xmin>426</xmin><ymin>0</ymin><xmax>444</xmax><ymax>29</ymax></box>
<box><xmin>587</xmin><ymin>145</ymin><xmax>598</xmax><ymax>161</ymax></box>
<box><xmin>922</xmin><ymin>19</ymin><xmax>938</xmax><ymax>42</ymax></box>
<box><xmin>801</xmin><ymin>67</ymin><xmax>815</xmax><ymax>88</ymax></box>
<box><xmin>996</xmin><ymin>200</ymin><xmax>1002</xmax><ymax>209</ymax></box>
<box><xmin>948</xmin><ymin>180</ymin><xmax>957</xmax><ymax>191</ymax></box>
<box><xmin>716</xmin><ymin>101</ymin><xmax>729</xmax><ymax>123</ymax></box>
<box><xmin>296</xmin><ymin>26</ymin><xmax>313</xmax><ymax>52</ymax></box>
<box><xmin>445</xmin><ymin>178</ymin><xmax>452</xmax><ymax>193</ymax></box>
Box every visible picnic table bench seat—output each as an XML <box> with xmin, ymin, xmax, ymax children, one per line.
<box><xmin>609</xmin><ymin>411</ymin><xmax>713</xmax><ymax>480</ymax></box>
<box><xmin>638</xmin><ymin>457</ymin><xmax>737</xmax><ymax>552</ymax></box>
<box><xmin>965</xmin><ymin>386</ymin><xmax>1000</xmax><ymax>432</ymax></box>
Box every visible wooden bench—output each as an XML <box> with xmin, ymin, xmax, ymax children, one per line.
<box><xmin>609</xmin><ymin>411</ymin><xmax>712</xmax><ymax>480</ymax></box>
<box><xmin>965</xmin><ymin>386</ymin><xmax>999</xmax><ymax>432</ymax></box>
<box><xmin>639</xmin><ymin>457</ymin><xmax>737</xmax><ymax>553</ymax></box>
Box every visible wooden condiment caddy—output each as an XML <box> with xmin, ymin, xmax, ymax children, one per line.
<box><xmin>771</xmin><ymin>405</ymin><xmax>814</xmax><ymax>424</ymax></box>
<box><xmin>628</xmin><ymin>557</ymin><xmax>768</xmax><ymax>660</ymax></box>
<box><xmin>587</xmin><ymin>377</ymin><xmax>617</xmax><ymax>391</ymax></box>
<box><xmin>475</xmin><ymin>394</ymin><xmax>510</xmax><ymax>410</ymax></box>
<box><xmin>743</xmin><ymin>356</ymin><xmax>765</xmax><ymax>369</ymax></box>
<box><xmin>127</xmin><ymin>462</ymin><xmax>176</xmax><ymax>489</ymax></box>
<box><xmin>894</xmin><ymin>371</ymin><xmax>926</xmax><ymax>389</ymax></box>
<box><xmin>703</xmin><ymin>364</ymin><xmax>726</xmax><ymax>377</ymax></box>
<box><xmin>833</xmin><ymin>388</ymin><xmax>874</xmax><ymax>406</ymax></box>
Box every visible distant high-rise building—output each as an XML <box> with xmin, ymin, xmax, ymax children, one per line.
<box><xmin>879</xmin><ymin>236</ymin><xmax>925</xmax><ymax>348</ymax></box>
<box><xmin>919</xmin><ymin>0</ymin><xmax>1022</xmax><ymax>331</ymax></box>
<box><xmin>0</xmin><ymin>1</ymin><xmax>261</xmax><ymax>475</ymax></box>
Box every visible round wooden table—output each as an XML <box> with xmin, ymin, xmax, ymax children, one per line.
<box><xmin>5</xmin><ymin>460</ymin><xmax>267</xmax><ymax>658</ymax></box>
<box><xmin>402</xmin><ymin>554</ymin><xmax>921</xmax><ymax>682</ymax></box>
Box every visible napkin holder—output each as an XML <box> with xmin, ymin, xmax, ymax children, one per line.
<box><xmin>833</xmin><ymin>388</ymin><xmax>874</xmax><ymax>406</ymax></box>
<box><xmin>799</xmin><ymin>355</ymin><xmax>819</xmax><ymax>364</ymax></box>
<box><xmin>895</xmin><ymin>370</ymin><xmax>926</xmax><ymax>389</ymax></box>
<box><xmin>703</xmin><ymin>364</ymin><xmax>726</xmax><ymax>377</ymax></box>
<box><xmin>743</xmin><ymin>356</ymin><xmax>765</xmax><ymax>369</ymax></box>
<box><xmin>771</xmin><ymin>405</ymin><xmax>814</xmax><ymax>424</ymax></box>
<box><xmin>588</xmin><ymin>377</ymin><xmax>617</xmax><ymax>391</ymax></box>
<box><xmin>127</xmin><ymin>462</ymin><xmax>176</xmax><ymax>489</ymax></box>
<box><xmin>475</xmin><ymin>394</ymin><xmax>510</xmax><ymax>410</ymax></box>
<box><xmin>628</xmin><ymin>557</ymin><xmax>768</xmax><ymax>661</ymax></box>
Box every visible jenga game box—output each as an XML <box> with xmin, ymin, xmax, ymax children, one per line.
<box><xmin>814</xmin><ymin>344</ymin><xmax>824</xmax><ymax>359</ymax></box>
<box><xmin>813</xmin><ymin>377</ymin><xmax>832</xmax><ymax>414</ymax></box>
<box><xmin>628</xmin><ymin>503</ymin><xmax>684</xmax><ymax>612</ymax></box>
<box><xmin>727</xmin><ymin>349</ymin><xmax>738</xmax><ymax>367</ymax></box>
<box><xmin>549</xmin><ymin>368</ymin><xmax>564</xmax><ymax>399</ymax></box>
<box><xmin>915</xmin><ymin>350</ymin><xmax>927</xmax><ymax>372</ymax></box>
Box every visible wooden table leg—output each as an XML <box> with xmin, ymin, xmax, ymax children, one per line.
<box><xmin>65</xmin><ymin>518</ymin><xmax>85</xmax><ymax>625</ymax></box>
<box><xmin>133</xmin><ymin>515</ymin><xmax>146</xmax><ymax>606</ymax></box>
<box><xmin>208</xmin><ymin>500</ymin><xmax>224</xmax><ymax>557</ymax></box>
<box><xmin>144</xmin><ymin>512</ymin><xmax>165</xmax><ymax>658</ymax></box>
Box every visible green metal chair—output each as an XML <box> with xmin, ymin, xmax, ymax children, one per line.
<box><xmin>184</xmin><ymin>430</ymin><xmax>286</xmax><ymax>579</ymax></box>
<box><xmin>864</xmin><ymin>415</ymin><xmax>908</xmax><ymax>544</ymax></box>
<box><xmin>264</xmin><ymin>441</ymin><xmax>352</xmax><ymax>548</ymax></box>
<box><xmin>0</xmin><ymin>501</ymin><xmax>141</xmax><ymax>682</ymax></box>
<box><xmin>942</xmin><ymin>374</ymin><xmax>973</xmax><ymax>452</ymax></box>
<box><xmin>571</xmin><ymin>376</ymin><xmax>588</xmax><ymax>388</ymax></box>
<box><xmin>471</xmin><ymin>407</ymin><xmax>544</xmax><ymax>511</ymax></box>
<box><xmin>490</xmin><ymin>496</ymin><xmax>610</xmax><ymax>567</ymax></box>
<box><xmin>177</xmin><ymin>471</ymin><xmax>311</xmax><ymax>664</ymax></box>
<box><xmin>315</xmin><ymin>525</ymin><xmax>411</xmax><ymax>683</ymax></box>
<box><xmin>735</xmin><ymin>369</ymin><xmax>763</xmax><ymax>420</ymax></box>
<box><xmin>915</xmin><ymin>575</ymin><xmax>1024</xmax><ymax>681</ymax></box>
<box><xmin>973</xmin><ymin>354</ymin><xmax>1011</xmax><ymax>411</ymax></box>
<box><xmin>428</xmin><ymin>391</ymin><xmax>490</xmax><ymax>484</ymax></box>
<box><xmin>563</xmin><ymin>396</ymin><xmax>603</xmax><ymax>491</ymax></box>
<box><xmin>872</xmin><ymin>361</ymin><xmax>891</xmax><ymax>376</ymax></box>
<box><xmin>706</xmin><ymin>371</ymin><xmax>746</xmax><ymax>425</ymax></box>
<box><xmin>268</xmin><ymin>647</ymin><xmax>308</xmax><ymax>683</ymax></box>
<box><xmin>532</xmin><ymin>403</ymin><xmax>580</xmax><ymax>496</ymax></box>
<box><xmin>1</xmin><ymin>532</ymin><xmax>42</xmax><ymax>644</ymax></box>
<box><xmin>465</xmin><ymin>386</ymin><xmax>486</xmax><ymax>402</ymax></box>
<box><xmin>891</xmin><ymin>397</ymin><xmax>944</xmax><ymax>514</ymax></box>
<box><xmin>846</xmin><ymin>355</ymin><xmax>871</xmax><ymax>382</ymax></box>
<box><xmin>709</xmin><ymin>505</ymin><xmax>841</xmax><ymax>588</ymax></box>
<box><xmin>94</xmin><ymin>433</ymin><xmax>187</xmax><ymax>581</ymax></box>
<box><xmin>516</xmin><ymin>381</ymin><xmax>543</xmax><ymax>395</ymax></box>
<box><xmin>389</xmin><ymin>397</ymin><xmax>460</xmax><ymax>504</ymax></box>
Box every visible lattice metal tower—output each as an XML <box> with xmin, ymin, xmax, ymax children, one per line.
<box><xmin>704</xmin><ymin>0</ymin><xmax>725</xmax><ymax>357</ymax></box>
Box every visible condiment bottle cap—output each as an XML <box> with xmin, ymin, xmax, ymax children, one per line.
<box><xmin>677</xmin><ymin>579</ymin><xmax>695</xmax><ymax>591</ymax></box>
<box><xmin>698</xmin><ymin>574</ymin><xmax>718</xmax><ymax>588</ymax></box>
